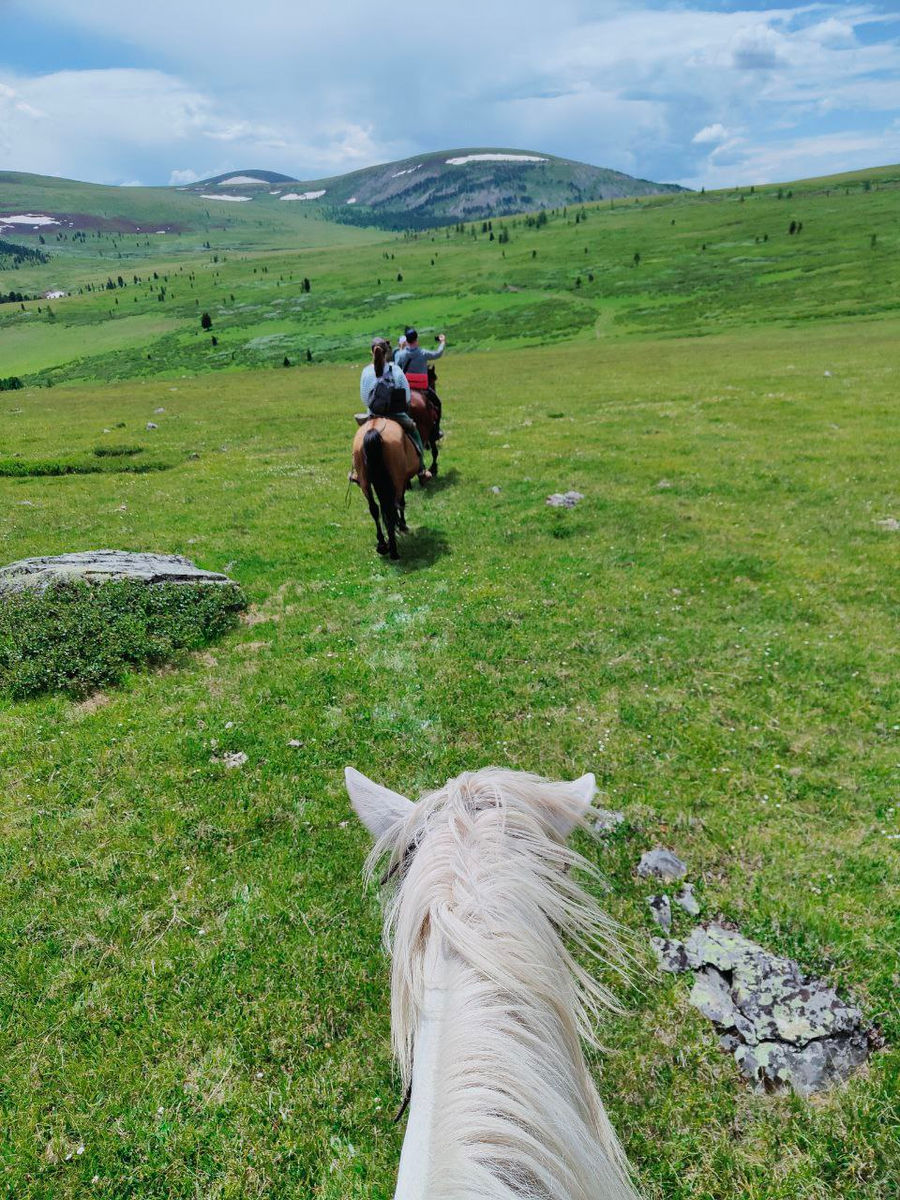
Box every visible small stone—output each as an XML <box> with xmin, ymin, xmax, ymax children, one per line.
<box><xmin>146</xmin><ymin>421</ymin><xmax>158</xmax><ymax>430</ymax></box>
<box><xmin>212</xmin><ymin>751</ymin><xmax>247</xmax><ymax>769</ymax></box>
<box><xmin>647</xmin><ymin>894</ymin><xmax>671</xmax><ymax>932</ymax></box>
<box><xmin>656</xmin><ymin>479</ymin><xmax>673</xmax><ymax>489</ymax></box>
<box><xmin>188</xmin><ymin>452</ymin><xmax>200</xmax><ymax>460</ymax></box>
<box><xmin>674</xmin><ymin>883</ymin><xmax>700</xmax><ymax>916</ymax></box>
<box><xmin>637</xmin><ymin>847</ymin><xmax>688</xmax><ymax>882</ymax></box>
<box><xmin>823</xmin><ymin>370</ymin><xmax>832</xmax><ymax>377</ymax></box>
<box><xmin>288</xmin><ymin>739</ymin><xmax>302</xmax><ymax>748</ymax></box>
<box><xmin>491</xmin><ymin>486</ymin><xmax>501</xmax><ymax>494</ymax></box>
<box><xmin>154</xmin><ymin>407</ymin><xmax>165</xmax><ymax>414</ymax></box>
<box><xmin>546</xmin><ymin>490</ymin><xmax>585</xmax><ymax>508</ymax></box>
<box><xmin>593</xmin><ymin>808</ymin><xmax>624</xmax><ymax>835</ymax></box>
<box><xmin>873</xmin><ymin>517</ymin><xmax>899</xmax><ymax>531</ymax></box>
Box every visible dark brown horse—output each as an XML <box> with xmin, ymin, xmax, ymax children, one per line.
<box><xmin>409</xmin><ymin>390</ymin><xmax>439</xmax><ymax>477</ymax></box>
<box><xmin>352</xmin><ymin>417</ymin><xmax>420</xmax><ymax>559</ymax></box>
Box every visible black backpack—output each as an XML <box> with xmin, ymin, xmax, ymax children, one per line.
<box><xmin>368</xmin><ymin>364</ymin><xmax>407</xmax><ymax>416</ymax></box>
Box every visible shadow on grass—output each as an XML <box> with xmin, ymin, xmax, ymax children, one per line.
<box><xmin>421</xmin><ymin>466</ymin><xmax>459</xmax><ymax>496</ymax></box>
<box><xmin>395</xmin><ymin>525</ymin><xmax>451</xmax><ymax>571</ymax></box>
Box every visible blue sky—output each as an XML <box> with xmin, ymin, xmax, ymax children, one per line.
<box><xmin>1</xmin><ymin>0</ymin><xmax>898</xmax><ymax>188</ymax></box>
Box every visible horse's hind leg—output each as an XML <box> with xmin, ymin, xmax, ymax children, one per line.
<box><xmin>430</xmin><ymin>440</ymin><xmax>438</xmax><ymax>477</ymax></box>
<box><xmin>367</xmin><ymin>493</ymin><xmax>389</xmax><ymax>555</ymax></box>
<box><xmin>398</xmin><ymin>495</ymin><xmax>409</xmax><ymax>533</ymax></box>
<box><xmin>387</xmin><ymin>514</ymin><xmax>399</xmax><ymax>560</ymax></box>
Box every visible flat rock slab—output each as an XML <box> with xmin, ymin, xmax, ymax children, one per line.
<box><xmin>0</xmin><ymin>551</ymin><xmax>235</xmax><ymax>593</ymax></box>
<box><xmin>652</xmin><ymin>923</ymin><xmax>870</xmax><ymax>1094</ymax></box>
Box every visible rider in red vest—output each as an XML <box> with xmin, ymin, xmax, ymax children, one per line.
<box><xmin>394</xmin><ymin>328</ymin><xmax>445</xmax><ymax>440</ymax></box>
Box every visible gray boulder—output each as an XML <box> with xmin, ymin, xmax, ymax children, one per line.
<box><xmin>0</xmin><ymin>551</ymin><xmax>235</xmax><ymax>593</ymax></box>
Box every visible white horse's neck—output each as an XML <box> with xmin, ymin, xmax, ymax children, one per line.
<box><xmin>394</xmin><ymin>934</ymin><xmax>450</xmax><ymax>1200</ymax></box>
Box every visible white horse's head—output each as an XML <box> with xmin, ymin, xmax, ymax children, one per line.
<box><xmin>345</xmin><ymin>767</ymin><xmax>640</xmax><ymax>1200</ymax></box>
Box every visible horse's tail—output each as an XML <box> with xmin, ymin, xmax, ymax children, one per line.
<box><xmin>363</xmin><ymin>428</ymin><xmax>395</xmax><ymax>521</ymax></box>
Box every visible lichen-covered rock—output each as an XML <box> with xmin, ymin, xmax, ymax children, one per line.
<box><xmin>664</xmin><ymin>923</ymin><xmax>870</xmax><ymax>1094</ymax></box>
<box><xmin>690</xmin><ymin>967</ymin><xmax>757</xmax><ymax>1043</ymax></box>
<box><xmin>0</xmin><ymin>551</ymin><xmax>235</xmax><ymax>593</ymax></box>
<box><xmin>651</xmin><ymin>937</ymin><xmax>697</xmax><ymax>974</ymax></box>
<box><xmin>734</xmin><ymin>1031</ymin><xmax>870</xmax><ymax>1096</ymax></box>
<box><xmin>637</xmin><ymin>847</ymin><xmax>688</xmax><ymax>882</ymax></box>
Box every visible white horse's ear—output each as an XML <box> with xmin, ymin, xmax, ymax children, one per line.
<box><xmin>549</xmin><ymin>772</ymin><xmax>596</xmax><ymax>838</ymax></box>
<box><xmin>345</xmin><ymin>767</ymin><xmax>414</xmax><ymax>840</ymax></box>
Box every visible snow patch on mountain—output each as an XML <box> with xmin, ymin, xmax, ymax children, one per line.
<box><xmin>281</xmin><ymin>190</ymin><xmax>326</xmax><ymax>201</ymax></box>
<box><xmin>445</xmin><ymin>154</ymin><xmax>547</xmax><ymax>166</ymax></box>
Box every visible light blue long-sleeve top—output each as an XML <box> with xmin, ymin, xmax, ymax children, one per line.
<box><xmin>359</xmin><ymin>361</ymin><xmax>411</xmax><ymax>409</ymax></box>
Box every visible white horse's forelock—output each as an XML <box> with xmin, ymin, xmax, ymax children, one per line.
<box><xmin>365</xmin><ymin>768</ymin><xmax>641</xmax><ymax>1200</ymax></box>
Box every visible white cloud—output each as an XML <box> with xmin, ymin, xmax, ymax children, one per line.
<box><xmin>2</xmin><ymin>2</ymin><xmax>899</xmax><ymax>188</ymax></box>
<box><xmin>730</xmin><ymin>24</ymin><xmax>791</xmax><ymax>71</ymax></box>
<box><xmin>692</xmin><ymin>123</ymin><xmax>729</xmax><ymax>145</ymax></box>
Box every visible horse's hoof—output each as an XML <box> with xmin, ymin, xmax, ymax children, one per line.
<box><xmin>390</xmin><ymin>550</ymin><xmax>400</xmax><ymax>561</ymax></box>
<box><xmin>376</xmin><ymin>542</ymin><xmax>389</xmax><ymax>556</ymax></box>
<box><xmin>399</xmin><ymin>522</ymin><xmax>409</xmax><ymax>533</ymax></box>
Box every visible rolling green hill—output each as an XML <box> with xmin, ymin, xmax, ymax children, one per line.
<box><xmin>0</xmin><ymin>162</ymin><xmax>897</xmax><ymax>386</ymax></box>
<box><xmin>1</xmin><ymin>148</ymin><xmax>684</xmax><ymax>244</ymax></box>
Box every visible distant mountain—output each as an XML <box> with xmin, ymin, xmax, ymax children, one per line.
<box><xmin>189</xmin><ymin>148</ymin><xmax>687</xmax><ymax>228</ymax></box>
<box><xmin>192</xmin><ymin>169</ymin><xmax>299</xmax><ymax>188</ymax></box>
<box><xmin>0</xmin><ymin>151</ymin><xmax>685</xmax><ymax>239</ymax></box>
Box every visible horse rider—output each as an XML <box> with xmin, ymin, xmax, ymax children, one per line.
<box><xmin>358</xmin><ymin>337</ymin><xmax>431</xmax><ymax>482</ymax></box>
<box><xmin>394</xmin><ymin>327</ymin><xmax>446</xmax><ymax>440</ymax></box>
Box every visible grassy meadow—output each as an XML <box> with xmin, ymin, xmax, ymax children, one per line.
<box><xmin>0</xmin><ymin>314</ymin><xmax>898</xmax><ymax>1197</ymax></box>
<box><xmin>2</xmin><ymin>161</ymin><xmax>900</xmax><ymax>1197</ymax></box>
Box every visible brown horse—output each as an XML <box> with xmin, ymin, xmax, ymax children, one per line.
<box><xmin>408</xmin><ymin>362</ymin><xmax>441</xmax><ymax>476</ymax></box>
<box><xmin>409</xmin><ymin>391</ymin><xmax>439</xmax><ymax>477</ymax></box>
<box><xmin>352</xmin><ymin>417</ymin><xmax>420</xmax><ymax>559</ymax></box>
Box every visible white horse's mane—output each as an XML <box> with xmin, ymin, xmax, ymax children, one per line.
<box><xmin>366</xmin><ymin>768</ymin><xmax>640</xmax><ymax>1200</ymax></box>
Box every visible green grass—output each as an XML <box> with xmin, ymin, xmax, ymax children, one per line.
<box><xmin>0</xmin><ymin>322</ymin><xmax>897</xmax><ymax>1198</ymax></box>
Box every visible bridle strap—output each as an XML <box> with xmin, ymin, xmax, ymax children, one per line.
<box><xmin>393</xmin><ymin>1081</ymin><xmax>412</xmax><ymax>1125</ymax></box>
